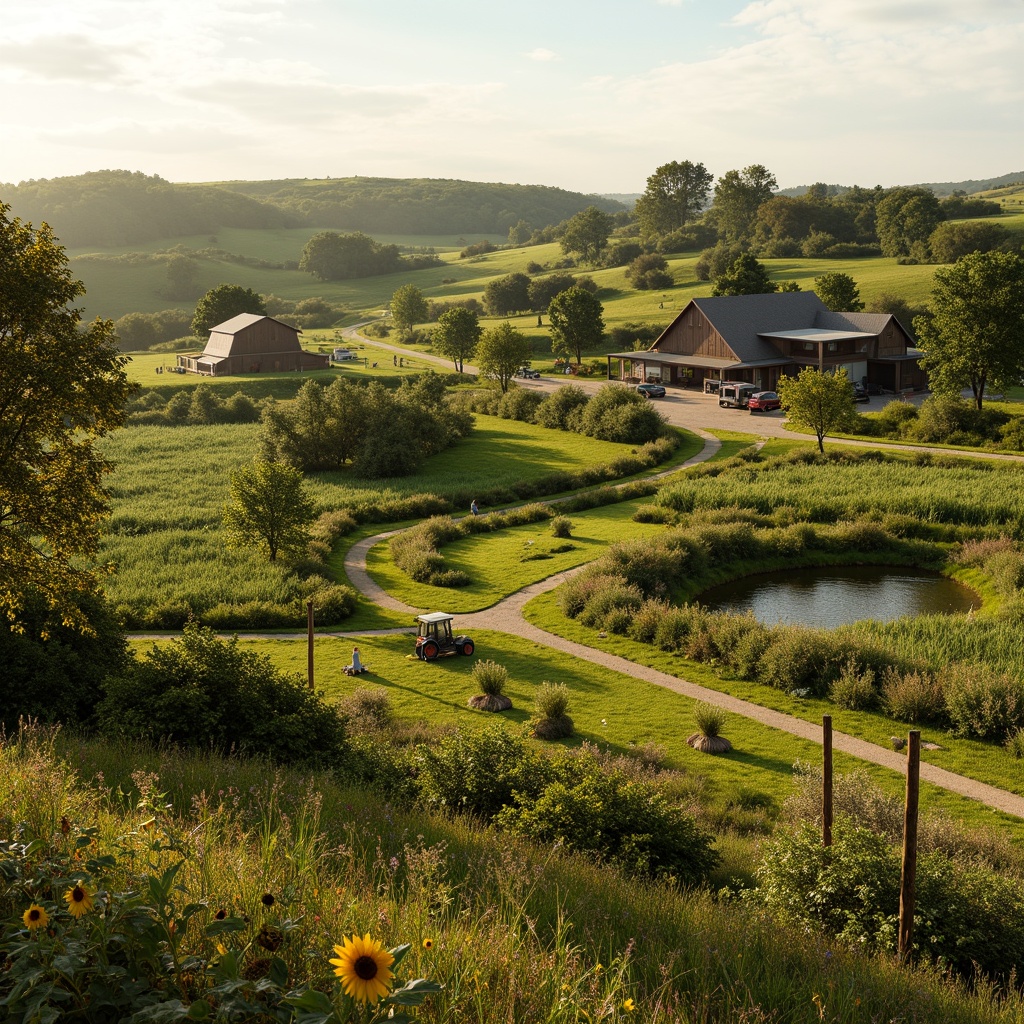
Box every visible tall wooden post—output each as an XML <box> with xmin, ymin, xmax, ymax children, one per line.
<box><xmin>307</xmin><ymin>600</ymin><xmax>315</xmax><ymax>691</ymax></box>
<box><xmin>822</xmin><ymin>715</ymin><xmax>833</xmax><ymax>848</ymax></box>
<box><xmin>898</xmin><ymin>730</ymin><xmax>921</xmax><ymax>961</ymax></box>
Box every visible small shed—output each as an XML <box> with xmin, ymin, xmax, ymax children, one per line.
<box><xmin>177</xmin><ymin>313</ymin><xmax>330</xmax><ymax>376</ymax></box>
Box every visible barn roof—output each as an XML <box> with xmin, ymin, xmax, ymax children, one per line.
<box><xmin>210</xmin><ymin>313</ymin><xmax>301</xmax><ymax>335</ymax></box>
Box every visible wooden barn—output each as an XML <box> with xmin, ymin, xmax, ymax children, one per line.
<box><xmin>177</xmin><ymin>314</ymin><xmax>329</xmax><ymax>376</ymax></box>
<box><xmin>607</xmin><ymin>293</ymin><xmax>926</xmax><ymax>394</ymax></box>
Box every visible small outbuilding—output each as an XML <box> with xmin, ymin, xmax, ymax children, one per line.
<box><xmin>177</xmin><ymin>313</ymin><xmax>329</xmax><ymax>376</ymax></box>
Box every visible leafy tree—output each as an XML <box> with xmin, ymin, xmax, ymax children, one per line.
<box><xmin>777</xmin><ymin>367</ymin><xmax>857</xmax><ymax>453</ymax></box>
<box><xmin>626</xmin><ymin>253</ymin><xmax>674</xmax><ymax>290</ymax></box>
<box><xmin>223</xmin><ymin>459</ymin><xmax>317</xmax><ymax>563</ymax></box>
<box><xmin>476</xmin><ymin>322</ymin><xmax>531</xmax><ymax>393</ymax></box>
<box><xmin>191</xmin><ymin>284</ymin><xmax>266</xmax><ymax>336</ymax></box>
<box><xmin>929</xmin><ymin>220</ymin><xmax>1009</xmax><ymax>264</ymax></box>
<box><xmin>483</xmin><ymin>272</ymin><xmax>531</xmax><ymax>316</ymax></box>
<box><xmin>548</xmin><ymin>287</ymin><xmax>605</xmax><ymax>365</ymax></box>
<box><xmin>163</xmin><ymin>253</ymin><xmax>201</xmax><ymax>300</ymax></box>
<box><xmin>711</xmin><ymin>253</ymin><xmax>777</xmax><ymax>296</ymax></box>
<box><xmin>527</xmin><ymin>272</ymin><xmax>577</xmax><ymax>311</ymax></box>
<box><xmin>866</xmin><ymin>291</ymin><xmax>928</xmax><ymax>340</ymax></box>
<box><xmin>875</xmin><ymin>187</ymin><xmax>942</xmax><ymax>260</ymax></box>
<box><xmin>634</xmin><ymin>160</ymin><xmax>714</xmax><ymax>237</ymax></box>
<box><xmin>0</xmin><ymin>203</ymin><xmax>132</xmax><ymax>629</ymax></box>
<box><xmin>560</xmin><ymin>206</ymin><xmax>613</xmax><ymax>263</ymax></box>
<box><xmin>390</xmin><ymin>283</ymin><xmax>428</xmax><ymax>333</ymax></box>
<box><xmin>916</xmin><ymin>250</ymin><xmax>1024</xmax><ymax>410</ymax></box>
<box><xmin>507</xmin><ymin>219</ymin><xmax>532</xmax><ymax>245</ymax></box>
<box><xmin>814</xmin><ymin>271</ymin><xmax>864</xmax><ymax>312</ymax></box>
<box><xmin>299</xmin><ymin>230</ymin><xmax>403</xmax><ymax>281</ymax></box>
<box><xmin>712</xmin><ymin>164</ymin><xmax>778</xmax><ymax>241</ymax></box>
<box><xmin>433</xmin><ymin>306</ymin><xmax>481</xmax><ymax>372</ymax></box>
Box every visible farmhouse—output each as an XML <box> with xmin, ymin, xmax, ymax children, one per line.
<box><xmin>176</xmin><ymin>313</ymin><xmax>330</xmax><ymax>376</ymax></box>
<box><xmin>607</xmin><ymin>292</ymin><xmax>926</xmax><ymax>394</ymax></box>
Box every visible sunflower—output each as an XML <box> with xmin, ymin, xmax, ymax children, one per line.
<box><xmin>330</xmin><ymin>933</ymin><xmax>395</xmax><ymax>1004</ymax></box>
<box><xmin>23</xmin><ymin>904</ymin><xmax>49</xmax><ymax>930</ymax></box>
<box><xmin>422</xmin><ymin>938</ymin><xmax>434</xmax><ymax>950</ymax></box>
<box><xmin>64</xmin><ymin>883</ymin><xmax>95</xmax><ymax>919</ymax></box>
<box><xmin>623</xmin><ymin>998</ymin><xmax>637</xmax><ymax>1012</ymax></box>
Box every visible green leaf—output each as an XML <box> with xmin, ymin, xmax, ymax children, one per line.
<box><xmin>386</xmin><ymin>978</ymin><xmax>444</xmax><ymax>1006</ymax></box>
<box><xmin>388</xmin><ymin>942</ymin><xmax>411</xmax><ymax>970</ymax></box>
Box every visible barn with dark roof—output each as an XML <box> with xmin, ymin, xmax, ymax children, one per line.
<box><xmin>176</xmin><ymin>314</ymin><xmax>329</xmax><ymax>376</ymax></box>
<box><xmin>607</xmin><ymin>293</ymin><xmax>926</xmax><ymax>394</ymax></box>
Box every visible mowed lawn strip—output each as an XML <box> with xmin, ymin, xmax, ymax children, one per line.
<box><xmin>126</xmin><ymin>629</ymin><xmax>1024</xmax><ymax>843</ymax></box>
<box><xmin>522</xmin><ymin>587</ymin><xmax>1024</xmax><ymax>830</ymax></box>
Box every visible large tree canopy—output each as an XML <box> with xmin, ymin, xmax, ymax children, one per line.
<box><xmin>548</xmin><ymin>287</ymin><xmax>605</xmax><ymax>365</ymax></box>
<box><xmin>560</xmin><ymin>206</ymin><xmax>613</xmax><ymax>264</ymax></box>
<box><xmin>0</xmin><ymin>203</ymin><xmax>133</xmax><ymax>629</ymax></box>
<box><xmin>777</xmin><ymin>367</ymin><xmax>857</xmax><ymax>453</ymax></box>
<box><xmin>711</xmin><ymin>253</ymin><xmax>777</xmax><ymax>296</ymax></box>
<box><xmin>814</xmin><ymin>272</ymin><xmax>863</xmax><ymax>312</ymax></box>
<box><xmin>298</xmin><ymin>230</ymin><xmax>403</xmax><ymax>281</ymax></box>
<box><xmin>875</xmin><ymin>187</ymin><xmax>942</xmax><ymax>260</ymax></box>
<box><xmin>634</xmin><ymin>160</ymin><xmax>714</xmax><ymax>237</ymax></box>
<box><xmin>433</xmin><ymin>306</ymin><xmax>481</xmax><ymax>373</ymax></box>
<box><xmin>389</xmin><ymin>283</ymin><xmax>428</xmax><ymax>334</ymax></box>
<box><xmin>916</xmin><ymin>250</ymin><xmax>1024</xmax><ymax>410</ymax></box>
<box><xmin>191</xmin><ymin>284</ymin><xmax>267</xmax><ymax>336</ymax></box>
<box><xmin>476</xmin><ymin>322</ymin><xmax>531</xmax><ymax>393</ymax></box>
<box><xmin>712</xmin><ymin>164</ymin><xmax>778</xmax><ymax>242</ymax></box>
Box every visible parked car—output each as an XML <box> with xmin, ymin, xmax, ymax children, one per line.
<box><xmin>852</xmin><ymin>381</ymin><xmax>870</xmax><ymax>403</ymax></box>
<box><xmin>748</xmin><ymin>390</ymin><xmax>782</xmax><ymax>413</ymax></box>
<box><xmin>515</xmin><ymin>366</ymin><xmax>541</xmax><ymax>379</ymax></box>
<box><xmin>637</xmin><ymin>383</ymin><xmax>666</xmax><ymax>398</ymax></box>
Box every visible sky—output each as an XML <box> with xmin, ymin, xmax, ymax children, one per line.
<box><xmin>3</xmin><ymin>0</ymin><xmax>1023</xmax><ymax>195</ymax></box>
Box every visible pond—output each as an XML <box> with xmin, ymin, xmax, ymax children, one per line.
<box><xmin>696</xmin><ymin>565</ymin><xmax>979</xmax><ymax>629</ymax></box>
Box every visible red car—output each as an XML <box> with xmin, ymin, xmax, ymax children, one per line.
<box><xmin>748</xmin><ymin>391</ymin><xmax>782</xmax><ymax>413</ymax></box>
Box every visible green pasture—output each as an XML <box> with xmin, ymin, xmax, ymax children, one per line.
<box><xmin>100</xmin><ymin>415</ymin><xmax>662</xmax><ymax>616</ymax></box>
<box><xmin>127</xmin><ymin>627</ymin><xmax>1024</xmax><ymax>845</ymax></box>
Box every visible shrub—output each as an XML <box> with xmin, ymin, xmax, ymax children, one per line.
<box><xmin>986</xmin><ymin>548</ymin><xmax>1024</xmax><ymax>595</ymax></box>
<box><xmin>632</xmin><ymin>503</ymin><xmax>675</xmax><ymax>524</ymax></box>
<box><xmin>494</xmin><ymin>748</ymin><xmax>719</xmax><ymax>883</ymax></box>
<box><xmin>414</xmin><ymin>727</ymin><xmax>539</xmax><ymax>818</ymax></box>
<box><xmin>757</xmin><ymin>628</ymin><xmax>852</xmax><ymax>697</ymax></box>
<box><xmin>534</xmin><ymin>384</ymin><xmax>589</xmax><ymax>430</ymax></box>
<box><xmin>579</xmin><ymin>583</ymin><xmax>644</xmax><ymax>628</ymax></box>
<box><xmin>880</xmin><ymin>667</ymin><xmax>946</xmax><ymax>724</ymax></box>
<box><xmin>757</xmin><ymin>821</ymin><xmax>1024</xmax><ymax>980</ymax></box>
<box><xmin>98</xmin><ymin>622</ymin><xmax>347</xmax><ymax>766</ymax></box>
<box><xmin>339</xmin><ymin>686</ymin><xmax>393</xmax><ymax>732</ymax></box>
<box><xmin>550</xmin><ymin>516</ymin><xmax>573</xmax><ymax>539</ymax></box>
<box><xmin>942</xmin><ymin>662</ymin><xmax>1024</xmax><ymax>741</ymax></box>
<box><xmin>577</xmin><ymin>385</ymin><xmax>666</xmax><ymax>444</ymax></box>
<box><xmin>829</xmin><ymin>659</ymin><xmax>878</xmax><ymax>710</ymax></box>
<box><xmin>1007</xmin><ymin>728</ymin><xmax>1024</xmax><ymax>759</ymax></box>
<box><xmin>472</xmin><ymin>659</ymin><xmax>509</xmax><ymax>697</ymax></box>
<box><xmin>874</xmin><ymin>400</ymin><xmax>919</xmax><ymax>437</ymax></box>
<box><xmin>497</xmin><ymin>387</ymin><xmax>544</xmax><ymax>422</ymax></box>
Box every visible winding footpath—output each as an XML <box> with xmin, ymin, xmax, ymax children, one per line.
<box><xmin>336</xmin><ymin>429</ymin><xmax>1024</xmax><ymax>821</ymax></box>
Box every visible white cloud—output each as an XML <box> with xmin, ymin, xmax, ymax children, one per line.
<box><xmin>2</xmin><ymin>35</ymin><xmax>131</xmax><ymax>84</ymax></box>
<box><xmin>524</xmin><ymin>47</ymin><xmax>558</xmax><ymax>61</ymax></box>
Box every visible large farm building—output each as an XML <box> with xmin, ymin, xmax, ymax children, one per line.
<box><xmin>177</xmin><ymin>314</ymin><xmax>329</xmax><ymax>376</ymax></box>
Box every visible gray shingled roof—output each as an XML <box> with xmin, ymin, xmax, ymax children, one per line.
<box><xmin>689</xmin><ymin>292</ymin><xmax>830</xmax><ymax>363</ymax></box>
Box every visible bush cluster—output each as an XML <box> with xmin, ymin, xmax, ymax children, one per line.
<box><xmin>127</xmin><ymin>385</ymin><xmax>264</xmax><ymax>426</ymax></box>
<box><xmin>861</xmin><ymin>395</ymin><xmax>1024</xmax><ymax>451</ymax></box>
<box><xmin>411</xmin><ymin>727</ymin><xmax>718</xmax><ymax>884</ymax></box>
<box><xmin>453</xmin><ymin>382</ymin><xmax>669</xmax><ymax>446</ymax></box>
<box><xmin>757</xmin><ymin>821</ymin><xmax>1024</xmax><ymax>980</ymax></box>
<box><xmin>98</xmin><ymin>623</ymin><xmax>348</xmax><ymax>766</ymax></box>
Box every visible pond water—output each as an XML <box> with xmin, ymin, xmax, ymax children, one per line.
<box><xmin>697</xmin><ymin>565</ymin><xmax>979</xmax><ymax>629</ymax></box>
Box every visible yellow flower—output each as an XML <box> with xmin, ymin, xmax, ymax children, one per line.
<box><xmin>623</xmin><ymin>998</ymin><xmax>636</xmax><ymax>1012</ymax></box>
<box><xmin>23</xmin><ymin>905</ymin><xmax>49</xmax><ymax>930</ymax></box>
<box><xmin>422</xmin><ymin>937</ymin><xmax>434</xmax><ymax>949</ymax></box>
<box><xmin>330</xmin><ymin>933</ymin><xmax>395</xmax><ymax>1004</ymax></box>
<box><xmin>64</xmin><ymin>884</ymin><xmax>95</xmax><ymax>919</ymax></box>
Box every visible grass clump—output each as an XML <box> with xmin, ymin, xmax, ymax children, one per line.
<box><xmin>531</xmin><ymin>682</ymin><xmax>574</xmax><ymax>740</ymax></box>
<box><xmin>468</xmin><ymin>660</ymin><xmax>513</xmax><ymax>712</ymax></box>
<box><xmin>550</xmin><ymin>515</ymin><xmax>573</xmax><ymax>539</ymax></box>
<box><xmin>687</xmin><ymin>702</ymin><xmax>732</xmax><ymax>755</ymax></box>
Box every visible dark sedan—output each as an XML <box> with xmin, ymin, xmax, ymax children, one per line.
<box><xmin>637</xmin><ymin>383</ymin><xmax>666</xmax><ymax>398</ymax></box>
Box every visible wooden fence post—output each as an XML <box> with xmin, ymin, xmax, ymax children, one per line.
<box><xmin>898</xmin><ymin>730</ymin><xmax>921</xmax><ymax>961</ymax></box>
<box><xmin>822</xmin><ymin>715</ymin><xmax>833</xmax><ymax>848</ymax></box>
<box><xmin>307</xmin><ymin>600</ymin><xmax>314</xmax><ymax>691</ymax></box>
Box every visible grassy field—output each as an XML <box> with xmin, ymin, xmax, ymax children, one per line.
<box><xmin>99</xmin><ymin>414</ymin><xmax>669</xmax><ymax>618</ymax></box>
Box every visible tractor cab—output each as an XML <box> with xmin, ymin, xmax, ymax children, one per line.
<box><xmin>415</xmin><ymin>612</ymin><xmax>475</xmax><ymax>661</ymax></box>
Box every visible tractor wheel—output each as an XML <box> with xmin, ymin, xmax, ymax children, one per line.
<box><xmin>461</xmin><ymin>640</ymin><xmax>475</xmax><ymax>657</ymax></box>
<box><xmin>421</xmin><ymin>641</ymin><xmax>439</xmax><ymax>661</ymax></box>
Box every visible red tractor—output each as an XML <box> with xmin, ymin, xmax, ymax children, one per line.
<box><xmin>415</xmin><ymin>612</ymin><xmax>475</xmax><ymax>661</ymax></box>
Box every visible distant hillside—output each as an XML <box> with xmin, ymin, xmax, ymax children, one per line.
<box><xmin>1</xmin><ymin>171</ymin><xmax>625</xmax><ymax>248</ymax></box>
<box><xmin>212</xmin><ymin>176</ymin><xmax>625</xmax><ymax>236</ymax></box>
<box><xmin>599</xmin><ymin>192</ymin><xmax>641</xmax><ymax>207</ymax></box>
<box><xmin>779</xmin><ymin>171</ymin><xmax>1024</xmax><ymax>199</ymax></box>
<box><xmin>2</xmin><ymin>170</ymin><xmax>294</xmax><ymax>248</ymax></box>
